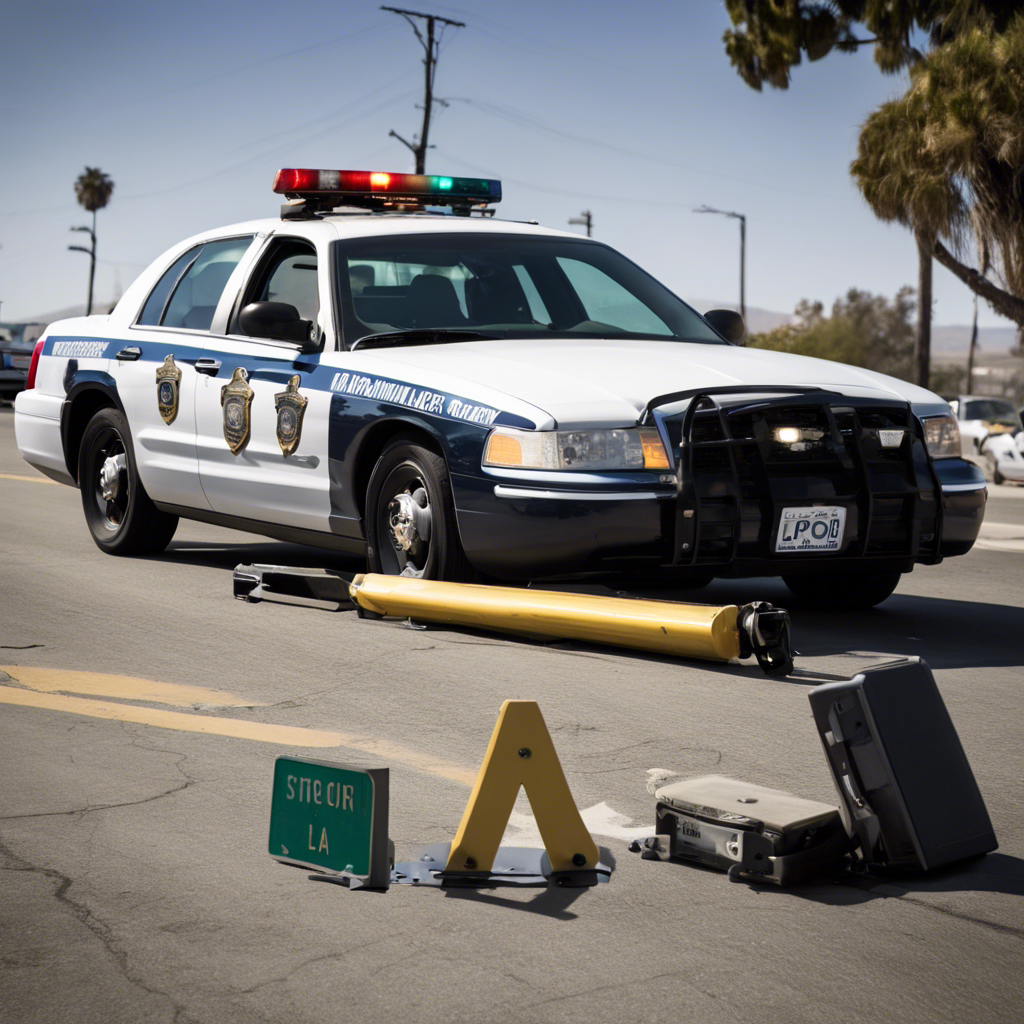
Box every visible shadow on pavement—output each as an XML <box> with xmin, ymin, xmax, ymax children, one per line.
<box><xmin>149</xmin><ymin>542</ymin><xmax>1023</xmax><ymax>672</ymax></box>
<box><xmin>746</xmin><ymin>853</ymin><xmax>1024</xmax><ymax>925</ymax></box>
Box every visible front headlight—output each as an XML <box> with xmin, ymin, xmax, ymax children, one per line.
<box><xmin>483</xmin><ymin>426</ymin><xmax>671</xmax><ymax>471</ymax></box>
<box><xmin>922</xmin><ymin>414</ymin><xmax>961</xmax><ymax>459</ymax></box>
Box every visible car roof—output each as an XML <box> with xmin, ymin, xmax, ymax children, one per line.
<box><xmin>176</xmin><ymin>212</ymin><xmax>584</xmax><ymax>248</ymax></box>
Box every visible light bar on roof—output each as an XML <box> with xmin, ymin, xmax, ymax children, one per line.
<box><xmin>272</xmin><ymin>168</ymin><xmax>501</xmax><ymax>208</ymax></box>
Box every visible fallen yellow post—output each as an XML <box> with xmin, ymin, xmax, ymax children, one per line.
<box><xmin>348</xmin><ymin>574</ymin><xmax>793</xmax><ymax>674</ymax></box>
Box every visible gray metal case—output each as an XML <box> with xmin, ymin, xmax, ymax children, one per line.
<box><xmin>807</xmin><ymin>657</ymin><xmax>997</xmax><ymax>871</ymax></box>
<box><xmin>651</xmin><ymin>776</ymin><xmax>849</xmax><ymax>885</ymax></box>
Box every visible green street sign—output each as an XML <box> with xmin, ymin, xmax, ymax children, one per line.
<box><xmin>268</xmin><ymin>756</ymin><xmax>390</xmax><ymax>889</ymax></box>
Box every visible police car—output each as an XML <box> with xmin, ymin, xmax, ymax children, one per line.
<box><xmin>14</xmin><ymin>169</ymin><xmax>987</xmax><ymax>608</ymax></box>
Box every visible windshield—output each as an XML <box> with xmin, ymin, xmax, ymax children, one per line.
<box><xmin>963</xmin><ymin>399</ymin><xmax>1018</xmax><ymax>423</ymax></box>
<box><xmin>334</xmin><ymin>233</ymin><xmax>724</xmax><ymax>347</ymax></box>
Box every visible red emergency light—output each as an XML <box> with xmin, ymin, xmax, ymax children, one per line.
<box><xmin>272</xmin><ymin>168</ymin><xmax>501</xmax><ymax>210</ymax></box>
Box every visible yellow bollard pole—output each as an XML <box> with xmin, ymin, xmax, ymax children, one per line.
<box><xmin>350</xmin><ymin>573</ymin><xmax>742</xmax><ymax>662</ymax></box>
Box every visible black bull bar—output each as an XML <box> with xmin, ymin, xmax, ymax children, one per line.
<box><xmin>639</xmin><ymin>386</ymin><xmax>944</xmax><ymax>570</ymax></box>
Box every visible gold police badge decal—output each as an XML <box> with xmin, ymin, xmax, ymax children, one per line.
<box><xmin>221</xmin><ymin>367</ymin><xmax>254</xmax><ymax>454</ymax></box>
<box><xmin>274</xmin><ymin>375</ymin><xmax>308</xmax><ymax>457</ymax></box>
<box><xmin>155</xmin><ymin>353</ymin><xmax>182</xmax><ymax>425</ymax></box>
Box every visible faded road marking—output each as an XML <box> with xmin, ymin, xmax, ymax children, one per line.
<box><xmin>1</xmin><ymin>666</ymin><xmax>264</xmax><ymax>709</ymax></box>
<box><xmin>0</xmin><ymin>671</ymin><xmax>476</xmax><ymax>784</ymax></box>
<box><xmin>0</xmin><ymin>471</ymin><xmax>59</xmax><ymax>485</ymax></box>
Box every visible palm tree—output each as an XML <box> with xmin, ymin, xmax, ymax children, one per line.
<box><xmin>852</xmin><ymin>17</ymin><xmax>1024</xmax><ymax>385</ymax></box>
<box><xmin>72</xmin><ymin>167</ymin><xmax>114</xmax><ymax>315</ymax></box>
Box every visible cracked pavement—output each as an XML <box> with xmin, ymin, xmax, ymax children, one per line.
<box><xmin>1</xmin><ymin>406</ymin><xmax>1023</xmax><ymax>1024</ymax></box>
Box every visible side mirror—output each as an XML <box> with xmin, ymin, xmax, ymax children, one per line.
<box><xmin>704</xmin><ymin>308</ymin><xmax>746</xmax><ymax>345</ymax></box>
<box><xmin>239</xmin><ymin>302</ymin><xmax>318</xmax><ymax>351</ymax></box>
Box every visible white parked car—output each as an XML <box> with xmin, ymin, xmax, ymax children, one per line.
<box><xmin>950</xmin><ymin>395</ymin><xmax>1024</xmax><ymax>485</ymax></box>
<box><xmin>14</xmin><ymin>168</ymin><xmax>987</xmax><ymax>608</ymax></box>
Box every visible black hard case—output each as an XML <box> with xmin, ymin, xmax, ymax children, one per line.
<box><xmin>807</xmin><ymin>657</ymin><xmax>997</xmax><ymax>870</ymax></box>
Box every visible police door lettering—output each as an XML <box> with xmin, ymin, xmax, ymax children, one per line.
<box><xmin>329</xmin><ymin>371</ymin><xmax>500</xmax><ymax>425</ymax></box>
<box><xmin>51</xmin><ymin>340</ymin><xmax>108</xmax><ymax>358</ymax></box>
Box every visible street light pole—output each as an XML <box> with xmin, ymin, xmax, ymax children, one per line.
<box><xmin>695</xmin><ymin>205</ymin><xmax>746</xmax><ymax>324</ymax></box>
<box><xmin>69</xmin><ymin>217</ymin><xmax>96</xmax><ymax>316</ymax></box>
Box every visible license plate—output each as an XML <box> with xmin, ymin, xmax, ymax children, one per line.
<box><xmin>775</xmin><ymin>506</ymin><xmax>846</xmax><ymax>553</ymax></box>
<box><xmin>10</xmin><ymin>355</ymin><xmax>31</xmax><ymax>369</ymax></box>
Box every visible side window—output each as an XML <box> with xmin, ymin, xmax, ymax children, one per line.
<box><xmin>249</xmin><ymin>240</ymin><xmax>319</xmax><ymax>326</ymax></box>
<box><xmin>161</xmin><ymin>237</ymin><xmax>253</xmax><ymax>332</ymax></box>
<box><xmin>556</xmin><ymin>257</ymin><xmax>672</xmax><ymax>336</ymax></box>
<box><xmin>137</xmin><ymin>247</ymin><xmax>200</xmax><ymax>326</ymax></box>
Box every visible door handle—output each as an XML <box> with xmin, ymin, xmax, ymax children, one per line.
<box><xmin>116</xmin><ymin>346</ymin><xmax>142</xmax><ymax>361</ymax></box>
<box><xmin>194</xmin><ymin>358</ymin><xmax>222</xmax><ymax>376</ymax></box>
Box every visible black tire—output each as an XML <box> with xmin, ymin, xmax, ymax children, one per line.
<box><xmin>782</xmin><ymin>570</ymin><xmax>902</xmax><ymax>610</ymax></box>
<box><xmin>988</xmin><ymin>454</ymin><xmax>1006</xmax><ymax>486</ymax></box>
<box><xmin>365</xmin><ymin>436</ymin><xmax>475</xmax><ymax>581</ymax></box>
<box><xmin>78</xmin><ymin>407</ymin><xmax>179</xmax><ymax>556</ymax></box>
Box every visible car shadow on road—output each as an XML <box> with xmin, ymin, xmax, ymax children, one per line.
<box><xmin>148</xmin><ymin>542</ymin><xmax>1023</xmax><ymax>672</ymax></box>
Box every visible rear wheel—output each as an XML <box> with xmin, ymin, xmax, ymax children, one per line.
<box><xmin>365</xmin><ymin>437</ymin><xmax>475</xmax><ymax>581</ymax></box>
<box><xmin>782</xmin><ymin>570</ymin><xmax>901</xmax><ymax>610</ymax></box>
<box><xmin>78</xmin><ymin>407</ymin><xmax>178</xmax><ymax>555</ymax></box>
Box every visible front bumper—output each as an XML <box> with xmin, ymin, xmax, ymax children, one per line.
<box><xmin>451</xmin><ymin>392</ymin><xmax>989</xmax><ymax>581</ymax></box>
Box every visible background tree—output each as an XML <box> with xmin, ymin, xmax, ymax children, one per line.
<box><xmin>724</xmin><ymin>0</ymin><xmax>1018</xmax><ymax>90</ymax></box>
<box><xmin>852</xmin><ymin>19</ymin><xmax>1024</xmax><ymax>333</ymax></box>
<box><xmin>72</xmin><ymin>167</ymin><xmax>114</xmax><ymax>316</ymax></box>
<box><xmin>749</xmin><ymin>287</ymin><xmax>916</xmax><ymax>381</ymax></box>
<box><xmin>723</xmin><ymin>0</ymin><xmax>1017</xmax><ymax>388</ymax></box>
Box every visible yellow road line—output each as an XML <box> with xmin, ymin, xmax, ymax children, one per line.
<box><xmin>0</xmin><ymin>676</ymin><xmax>476</xmax><ymax>785</ymax></box>
<box><xmin>0</xmin><ymin>471</ymin><xmax>58</xmax><ymax>485</ymax></box>
<box><xmin>1</xmin><ymin>666</ymin><xmax>263</xmax><ymax>709</ymax></box>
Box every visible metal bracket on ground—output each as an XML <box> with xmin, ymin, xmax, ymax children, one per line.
<box><xmin>233</xmin><ymin>564</ymin><xmax>355</xmax><ymax>609</ymax></box>
<box><xmin>391</xmin><ymin>841</ymin><xmax>613</xmax><ymax>888</ymax></box>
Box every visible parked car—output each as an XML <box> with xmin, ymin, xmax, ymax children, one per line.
<box><xmin>950</xmin><ymin>394</ymin><xmax>1024</xmax><ymax>485</ymax></box>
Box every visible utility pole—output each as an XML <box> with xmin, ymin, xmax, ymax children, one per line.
<box><xmin>569</xmin><ymin>210</ymin><xmax>593</xmax><ymax>237</ymax></box>
<box><xmin>695</xmin><ymin>205</ymin><xmax>746</xmax><ymax>324</ymax></box>
<box><xmin>69</xmin><ymin>219</ymin><xmax>97</xmax><ymax>316</ymax></box>
<box><xmin>382</xmin><ymin>6</ymin><xmax>465</xmax><ymax>174</ymax></box>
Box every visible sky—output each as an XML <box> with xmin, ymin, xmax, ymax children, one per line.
<box><xmin>0</xmin><ymin>0</ymin><xmax>1010</xmax><ymax>333</ymax></box>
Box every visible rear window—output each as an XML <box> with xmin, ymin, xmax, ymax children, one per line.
<box><xmin>138</xmin><ymin>236</ymin><xmax>253</xmax><ymax>331</ymax></box>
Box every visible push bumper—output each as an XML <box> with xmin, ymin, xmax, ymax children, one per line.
<box><xmin>452</xmin><ymin>401</ymin><xmax>990</xmax><ymax>580</ymax></box>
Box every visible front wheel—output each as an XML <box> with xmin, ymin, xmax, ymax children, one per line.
<box><xmin>365</xmin><ymin>437</ymin><xmax>475</xmax><ymax>581</ymax></box>
<box><xmin>78</xmin><ymin>407</ymin><xmax>178</xmax><ymax>555</ymax></box>
<box><xmin>782</xmin><ymin>570</ymin><xmax>901</xmax><ymax>610</ymax></box>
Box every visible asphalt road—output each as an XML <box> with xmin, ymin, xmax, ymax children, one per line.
<box><xmin>1</xmin><ymin>404</ymin><xmax>1022</xmax><ymax>1024</ymax></box>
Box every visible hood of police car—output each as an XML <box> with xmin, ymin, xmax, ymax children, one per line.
<box><xmin>365</xmin><ymin>337</ymin><xmax>941</xmax><ymax>428</ymax></box>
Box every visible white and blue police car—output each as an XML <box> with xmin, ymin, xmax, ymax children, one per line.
<box><xmin>14</xmin><ymin>168</ymin><xmax>986</xmax><ymax>607</ymax></box>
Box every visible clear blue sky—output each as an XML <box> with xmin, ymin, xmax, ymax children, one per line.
<box><xmin>0</xmin><ymin>0</ymin><xmax>1008</xmax><ymax>331</ymax></box>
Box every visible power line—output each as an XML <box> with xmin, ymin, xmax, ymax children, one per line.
<box><xmin>381</xmin><ymin>6</ymin><xmax>465</xmax><ymax>173</ymax></box>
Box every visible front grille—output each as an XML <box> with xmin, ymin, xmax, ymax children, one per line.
<box><xmin>663</xmin><ymin>393</ymin><xmax>940</xmax><ymax>567</ymax></box>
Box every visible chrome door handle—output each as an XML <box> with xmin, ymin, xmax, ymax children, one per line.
<box><xmin>194</xmin><ymin>358</ymin><xmax>222</xmax><ymax>376</ymax></box>
<box><xmin>116</xmin><ymin>346</ymin><xmax>142</xmax><ymax>361</ymax></box>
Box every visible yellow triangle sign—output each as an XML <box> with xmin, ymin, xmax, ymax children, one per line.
<box><xmin>445</xmin><ymin>700</ymin><xmax>600</xmax><ymax>874</ymax></box>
